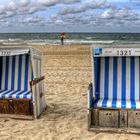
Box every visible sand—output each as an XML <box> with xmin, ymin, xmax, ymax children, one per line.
<box><xmin>0</xmin><ymin>44</ymin><xmax>140</xmax><ymax>140</ymax></box>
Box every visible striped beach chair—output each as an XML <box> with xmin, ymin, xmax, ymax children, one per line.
<box><xmin>0</xmin><ymin>46</ymin><xmax>46</xmax><ymax>119</ymax></box>
<box><xmin>88</xmin><ymin>45</ymin><xmax>140</xmax><ymax>134</ymax></box>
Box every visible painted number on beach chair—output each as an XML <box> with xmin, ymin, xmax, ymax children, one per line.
<box><xmin>117</xmin><ymin>50</ymin><xmax>131</xmax><ymax>56</ymax></box>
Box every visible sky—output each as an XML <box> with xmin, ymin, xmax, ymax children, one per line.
<box><xmin>0</xmin><ymin>0</ymin><xmax>140</xmax><ymax>33</ymax></box>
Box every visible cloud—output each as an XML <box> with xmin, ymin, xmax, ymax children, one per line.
<box><xmin>0</xmin><ymin>0</ymin><xmax>140</xmax><ymax>32</ymax></box>
<box><xmin>0</xmin><ymin>0</ymin><xmax>82</xmax><ymax>20</ymax></box>
<box><xmin>18</xmin><ymin>16</ymin><xmax>47</xmax><ymax>26</ymax></box>
<box><xmin>59</xmin><ymin>0</ymin><xmax>114</xmax><ymax>15</ymax></box>
<box><xmin>37</xmin><ymin>0</ymin><xmax>80</xmax><ymax>6</ymax></box>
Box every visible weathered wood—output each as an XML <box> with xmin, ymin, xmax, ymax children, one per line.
<box><xmin>98</xmin><ymin>110</ymin><xmax>119</xmax><ymax>128</ymax></box>
<box><xmin>128</xmin><ymin>110</ymin><xmax>140</xmax><ymax>128</ymax></box>
<box><xmin>91</xmin><ymin>109</ymin><xmax>98</xmax><ymax>127</ymax></box>
<box><xmin>0</xmin><ymin>99</ymin><xmax>33</xmax><ymax>116</ymax></box>
<box><xmin>14</xmin><ymin>100</ymin><xmax>32</xmax><ymax>115</ymax></box>
<box><xmin>90</xmin><ymin>108</ymin><xmax>140</xmax><ymax>133</ymax></box>
<box><xmin>30</xmin><ymin>76</ymin><xmax>45</xmax><ymax>86</ymax></box>
<box><xmin>120</xmin><ymin>110</ymin><xmax>128</xmax><ymax>128</ymax></box>
<box><xmin>89</xmin><ymin>126</ymin><xmax>140</xmax><ymax>135</ymax></box>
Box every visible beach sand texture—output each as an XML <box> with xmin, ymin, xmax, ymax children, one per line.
<box><xmin>0</xmin><ymin>44</ymin><xmax>140</xmax><ymax>140</ymax></box>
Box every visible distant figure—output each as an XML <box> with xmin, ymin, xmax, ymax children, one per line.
<box><xmin>60</xmin><ymin>32</ymin><xmax>66</xmax><ymax>45</ymax></box>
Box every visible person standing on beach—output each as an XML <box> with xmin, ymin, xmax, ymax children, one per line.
<box><xmin>60</xmin><ymin>32</ymin><xmax>65</xmax><ymax>45</ymax></box>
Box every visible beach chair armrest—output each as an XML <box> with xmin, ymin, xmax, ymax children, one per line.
<box><xmin>88</xmin><ymin>83</ymin><xmax>93</xmax><ymax>90</ymax></box>
<box><xmin>88</xmin><ymin>83</ymin><xmax>94</xmax><ymax>109</ymax></box>
<box><xmin>30</xmin><ymin>76</ymin><xmax>45</xmax><ymax>86</ymax></box>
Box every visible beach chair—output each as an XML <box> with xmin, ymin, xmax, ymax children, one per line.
<box><xmin>88</xmin><ymin>45</ymin><xmax>140</xmax><ymax>134</ymax></box>
<box><xmin>0</xmin><ymin>46</ymin><xmax>46</xmax><ymax>119</ymax></box>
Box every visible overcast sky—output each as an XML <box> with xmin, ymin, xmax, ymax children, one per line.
<box><xmin>0</xmin><ymin>0</ymin><xmax>140</xmax><ymax>33</ymax></box>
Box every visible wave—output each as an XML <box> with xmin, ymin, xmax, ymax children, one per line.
<box><xmin>1</xmin><ymin>38</ymin><xmax>140</xmax><ymax>45</ymax></box>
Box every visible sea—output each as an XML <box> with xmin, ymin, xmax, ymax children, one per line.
<box><xmin>0</xmin><ymin>33</ymin><xmax>140</xmax><ymax>45</ymax></box>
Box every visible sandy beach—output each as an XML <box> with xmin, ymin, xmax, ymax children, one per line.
<box><xmin>0</xmin><ymin>44</ymin><xmax>139</xmax><ymax>140</ymax></box>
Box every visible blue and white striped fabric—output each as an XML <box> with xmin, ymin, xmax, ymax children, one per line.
<box><xmin>94</xmin><ymin>56</ymin><xmax>140</xmax><ymax>109</ymax></box>
<box><xmin>0</xmin><ymin>54</ymin><xmax>33</xmax><ymax>99</ymax></box>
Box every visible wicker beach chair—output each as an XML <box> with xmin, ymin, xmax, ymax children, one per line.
<box><xmin>88</xmin><ymin>45</ymin><xmax>140</xmax><ymax>134</ymax></box>
<box><xmin>0</xmin><ymin>46</ymin><xmax>46</xmax><ymax>119</ymax></box>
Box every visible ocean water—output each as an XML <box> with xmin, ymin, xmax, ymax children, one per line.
<box><xmin>0</xmin><ymin>33</ymin><xmax>140</xmax><ymax>45</ymax></box>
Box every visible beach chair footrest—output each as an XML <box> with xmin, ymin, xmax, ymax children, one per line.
<box><xmin>90</xmin><ymin>108</ymin><xmax>140</xmax><ymax>130</ymax></box>
<box><xmin>0</xmin><ymin>99</ymin><xmax>33</xmax><ymax>116</ymax></box>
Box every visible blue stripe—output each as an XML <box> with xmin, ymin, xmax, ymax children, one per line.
<box><xmin>23</xmin><ymin>91</ymin><xmax>32</xmax><ymax>99</ymax></box>
<box><xmin>130</xmin><ymin>57</ymin><xmax>136</xmax><ymax>108</ymax></box>
<box><xmin>121</xmin><ymin>57</ymin><xmax>126</xmax><ymax>108</ymax></box>
<box><xmin>5</xmin><ymin>57</ymin><xmax>9</xmax><ymax>90</ymax></box>
<box><xmin>16</xmin><ymin>90</ymin><xmax>26</xmax><ymax>99</ymax></box>
<box><xmin>32</xmin><ymin>72</ymin><xmax>34</xmax><ymax>80</ymax></box>
<box><xmin>94</xmin><ymin>101</ymin><xmax>98</xmax><ymax>107</ymax></box>
<box><xmin>112</xmin><ymin>57</ymin><xmax>118</xmax><ymax>108</ymax></box>
<box><xmin>102</xmin><ymin>57</ymin><xmax>109</xmax><ymax>107</ymax></box>
<box><xmin>94</xmin><ymin>57</ymin><xmax>98</xmax><ymax>96</ymax></box>
<box><xmin>11</xmin><ymin>56</ymin><xmax>16</xmax><ymax>90</ymax></box>
<box><xmin>97</xmin><ymin>58</ymin><xmax>101</xmax><ymax>99</ymax></box>
<box><xmin>18</xmin><ymin>55</ymin><xmax>22</xmax><ymax>90</ymax></box>
<box><xmin>94</xmin><ymin>57</ymin><xmax>100</xmax><ymax>99</ymax></box>
<box><xmin>24</xmin><ymin>55</ymin><xmax>29</xmax><ymax>91</ymax></box>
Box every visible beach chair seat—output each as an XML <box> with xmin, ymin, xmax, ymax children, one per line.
<box><xmin>0</xmin><ymin>90</ymin><xmax>32</xmax><ymax>99</ymax></box>
<box><xmin>94</xmin><ymin>57</ymin><xmax>140</xmax><ymax>109</ymax></box>
<box><xmin>94</xmin><ymin>99</ymin><xmax>140</xmax><ymax>109</ymax></box>
<box><xmin>0</xmin><ymin>54</ymin><xmax>33</xmax><ymax>100</ymax></box>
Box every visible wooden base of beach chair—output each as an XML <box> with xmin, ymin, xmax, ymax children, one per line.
<box><xmin>89</xmin><ymin>108</ymin><xmax>140</xmax><ymax>134</ymax></box>
<box><xmin>14</xmin><ymin>100</ymin><xmax>33</xmax><ymax>115</ymax></box>
<box><xmin>0</xmin><ymin>100</ymin><xmax>14</xmax><ymax>114</ymax></box>
<box><xmin>0</xmin><ymin>99</ymin><xmax>33</xmax><ymax>117</ymax></box>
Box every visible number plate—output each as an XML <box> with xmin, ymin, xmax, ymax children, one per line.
<box><xmin>94</xmin><ymin>48</ymin><xmax>140</xmax><ymax>57</ymax></box>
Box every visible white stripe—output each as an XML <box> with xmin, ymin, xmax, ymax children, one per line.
<box><xmin>28</xmin><ymin>57</ymin><xmax>32</xmax><ymax>90</ymax></box>
<box><xmin>116</xmin><ymin>57</ymin><xmax>122</xmax><ymax>108</ymax></box>
<box><xmin>36</xmin><ymin>60</ymin><xmax>38</xmax><ymax>78</ymax></box>
<box><xmin>21</xmin><ymin>55</ymin><xmax>25</xmax><ymax>90</ymax></box>
<box><xmin>14</xmin><ymin>56</ymin><xmax>19</xmax><ymax>90</ymax></box>
<box><xmin>8</xmin><ymin>56</ymin><xmax>12</xmax><ymax>90</ymax></box>
<box><xmin>34</xmin><ymin>59</ymin><xmax>37</xmax><ymax>78</ymax></box>
<box><xmin>2</xmin><ymin>57</ymin><xmax>6</xmax><ymax>89</ymax></box>
<box><xmin>126</xmin><ymin>57</ymin><xmax>130</xmax><ymax>100</ymax></box>
<box><xmin>126</xmin><ymin>100</ymin><xmax>131</xmax><ymax>109</ymax></box>
<box><xmin>136</xmin><ymin>101</ymin><xmax>140</xmax><ymax>109</ymax></box>
<box><xmin>96</xmin><ymin>99</ymin><xmax>103</xmax><ymax>107</ymax></box>
<box><xmin>107</xmin><ymin>57</ymin><xmax>113</xmax><ymax>107</ymax></box>
<box><xmin>38</xmin><ymin>60</ymin><xmax>41</xmax><ymax>77</ymax></box>
<box><xmin>135</xmin><ymin>57</ymin><xmax>139</xmax><ymax>101</ymax></box>
<box><xmin>97</xmin><ymin>58</ymin><xmax>105</xmax><ymax>107</ymax></box>
<box><xmin>37</xmin><ymin>83</ymin><xmax>40</xmax><ymax>115</ymax></box>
